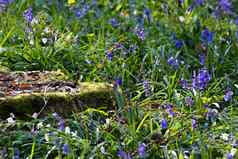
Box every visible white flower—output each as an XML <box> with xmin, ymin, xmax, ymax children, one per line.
<box><xmin>179</xmin><ymin>16</ymin><xmax>185</xmax><ymax>22</ymax></box>
<box><xmin>37</xmin><ymin>122</ymin><xmax>44</xmax><ymax>129</ymax></box>
<box><xmin>221</xmin><ymin>133</ymin><xmax>229</xmax><ymax>141</ymax></box>
<box><xmin>231</xmin><ymin>148</ymin><xmax>237</xmax><ymax>156</ymax></box>
<box><xmin>32</xmin><ymin>112</ymin><xmax>38</xmax><ymax>119</ymax></box>
<box><xmin>65</xmin><ymin>126</ymin><xmax>71</xmax><ymax>134</ymax></box>
<box><xmin>44</xmin><ymin>133</ymin><xmax>50</xmax><ymax>142</ymax></box>
<box><xmin>42</xmin><ymin>38</ymin><xmax>48</xmax><ymax>44</ymax></box>
<box><xmin>6</xmin><ymin>117</ymin><xmax>15</xmax><ymax>124</ymax></box>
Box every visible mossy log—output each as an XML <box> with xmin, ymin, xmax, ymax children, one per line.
<box><xmin>0</xmin><ymin>82</ymin><xmax>116</xmax><ymax>119</ymax></box>
<box><xmin>0</xmin><ymin>70</ymin><xmax>117</xmax><ymax>119</ymax></box>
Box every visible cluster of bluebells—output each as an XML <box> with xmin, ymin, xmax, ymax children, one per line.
<box><xmin>185</xmin><ymin>96</ymin><xmax>194</xmax><ymax>106</ymax></box>
<box><xmin>218</xmin><ymin>0</ymin><xmax>232</xmax><ymax>14</ymax></box>
<box><xmin>117</xmin><ymin>149</ymin><xmax>131</xmax><ymax>159</ymax></box>
<box><xmin>166</xmin><ymin>104</ymin><xmax>175</xmax><ymax>117</ymax></box>
<box><xmin>192</xmin><ymin>69</ymin><xmax>211</xmax><ymax>90</ymax></box>
<box><xmin>143</xmin><ymin>80</ymin><xmax>151</xmax><ymax>97</ymax></box>
<box><xmin>108</xmin><ymin>18</ymin><xmax>119</xmax><ymax>28</ymax></box>
<box><xmin>167</xmin><ymin>56</ymin><xmax>180</xmax><ymax>69</ymax></box>
<box><xmin>74</xmin><ymin>4</ymin><xmax>90</xmax><ymax>18</ymax></box>
<box><xmin>23</xmin><ymin>7</ymin><xmax>33</xmax><ymax>23</ymax></box>
<box><xmin>135</xmin><ymin>27</ymin><xmax>145</xmax><ymax>40</ymax></box>
<box><xmin>201</xmin><ymin>28</ymin><xmax>214</xmax><ymax>44</ymax></box>
<box><xmin>0</xmin><ymin>0</ymin><xmax>13</xmax><ymax>12</ymax></box>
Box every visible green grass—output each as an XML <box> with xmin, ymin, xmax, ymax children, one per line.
<box><xmin>0</xmin><ymin>0</ymin><xmax>238</xmax><ymax>158</ymax></box>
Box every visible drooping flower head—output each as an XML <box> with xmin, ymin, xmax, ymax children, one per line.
<box><xmin>58</xmin><ymin>119</ymin><xmax>65</xmax><ymax>131</ymax></box>
<box><xmin>195</xmin><ymin>0</ymin><xmax>204</xmax><ymax>5</ymax></box>
<box><xmin>166</xmin><ymin>104</ymin><xmax>175</xmax><ymax>117</ymax></box>
<box><xmin>144</xmin><ymin>7</ymin><xmax>151</xmax><ymax>23</ymax></box>
<box><xmin>201</xmin><ymin>28</ymin><xmax>214</xmax><ymax>44</ymax></box>
<box><xmin>226</xmin><ymin>152</ymin><xmax>234</xmax><ymax>159</ymax></box>
<box><xmin>219</xmin><ymin>0</ymin><xmax>232</xmax><ymax>13</ymax></box>
<box><xmin>161</xmin><ymin>117</ymin><xmax>168</xmax><ymax>129</ymax></box>
<box><xmin>106</xmin><ymin>51</ymin><xmax>113</xmax><ymax>61</ymax></box>
<box><xmin>224</xmin><ymin>88</ymin><xmax>234</xmax><ymax>101</ymax></box>
<box><xmin>167</xmin><ymin>56</ymin><xmax>180</xmax><ymax>69</ymax></box>
<box><xmin>23</xmin><ymin>7</ymin><xmax>33</xmax><ymax>23</ymax></box>
<box><xmin>115</xmin><ymin>78</ymin><xmax>122</xmax><ymax>88</ymax></box>
<box><xmin>143</xmin><ymin>80</ymin><xmax>151</xmax><ymax>97</ymax></box>
<box><xmin>135</xmin><ymin>27</ymin><xmax>145</xmax><ymax>40</ymax></box>
<box><xmin>138</xmin><ymin>143</ymin><xmax>146</xmax><ymax>157</ymax></box>
<box><xmin>117</xmin><ymin>149</ymin><xmax>131</xmax><ymax>159</ymax></box>
<box><xmin>199</xmin><ymin>54</ymin><xmax>206</xmax><ymax>65</ymax></box>
<box><xmin>193</xmin><ymin>68</ymin><xmax>211</xmax><ymax>90</ymax></box>
<box><xmin>13</xmin><ymin>147</ymin><xmax>20</xmax><ymax>159</ymax></box>
<box><xmin>192</xmin><ymin>118</ymin><xmax>197</xmax><ymax>130</ymax></box>
<box><xmin>185</xmin><ymin>96</ymin><xmax>194</xmax><ymax>106</ymax></box>
<box><xmin>178</xmin><ymin>0</ymin><xmax>184</xmax><ymax>5</ymax></box>
<box><xmin>62</xmin><ymin>144</ymin><xmax>70</xmax><ymax>155</ymax></box>
<box><xmin>109</xmin><ymin>18</ymin><xmax>119</xmax><ymax>27</ymax></box>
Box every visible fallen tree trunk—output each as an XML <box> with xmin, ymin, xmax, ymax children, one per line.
<box><xmin>0</xmin><ymin>70</ymin><xmax>116</xmax><ymax>119</ymax></box>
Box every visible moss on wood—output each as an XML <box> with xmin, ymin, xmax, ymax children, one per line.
<box><xmin>0</xmin><ymin>82</ymin><xmax>116</xmax><ymax>119</ymax></box>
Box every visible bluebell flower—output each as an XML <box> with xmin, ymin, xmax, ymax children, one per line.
<box><xmin>193</xmin><ymin>68</ymin><xmax>211</xmax><ymax>90</ymax></box>
<box><xmin>58</xmin><ymin>119</ymin><xmax>65</xmax><ymax>131</ymax></box>
<box><xmin>144</xmin><ymin>7</ymin><xmax>151</xmax><ymax>23</ymax></box>
<box><xmin>235</xmin><ymin>18</ymin><xmax>238</xmax><ymax>26</ymax></box>
<box><xmin>74</xmin><ymin>9</ymin><xmax>82</xmax><ymax>18</ymax></box>
<box><xmin>23</xmin><ymin>7</ymin><xmax>33</xmax><ymax>23</ymax></box>
<box><xmin>199</xmin><ymin>54</ymin><xmax>206</xmax><ymax>65</ymax></box>
<box><xmin>178</xmin><ymin>0</ymin><xmax>184</xmax><ymax>5</ymax></box>
<box><xmin>82</xmin><ymin>4</ymin><xmax>90</xmax><ymax>15</ymax></box>
<box><xmin>117</xmin><ymin>149</ymin><xmax>131</xmax><ymax>159</ymax></box>
<box><xmin>201</xmin><ymin>28</ymin><xmax>214</xmax><ymax>44</ymax></box>
<box><xmin>106</xmin><ymin>51</ymin><xmax>113</xmax><ymax>61</ymax></box>
<box><xmin>219</xmin><ymin>0</ymin><xmax>232</xmax><ymax>13</ymax></box>
<box><xmin>138</xmin><ymin>143</ymin><xmax>146</xmax><ymax>157</ymax></box>
<box><xmin>224</xmin><ymin>89</ymin><xmax>233</xmax><ymax>101</ymax></box>
<box><xmin>135</xmin><ymin>27</ymin><xmax>145</xmax><ymax>40</ymax></box>
<box><xmin>115</xmin><ymin>78</ymin><xmax>122</xmax><ymax>87</ymax></box>
<box><xmin>0</xmin><ymin>0</ymin><xmax>10</xmax><ymax>4</ymax></box>
<box><xmin>167</xmin><ymin>56</ymin><xmax>179</xmax><ymax>69</ymax></box>
<box><xmin>143</xmin><ymin>80</ymin><xmax>151</xmax><ymax>97</ymax></box>
<box><xmin>0</xmin><ymin>0</ymin><xmax>9</xmax><ymax>12</ymax></box>
<box><xmin>187</xmin><ymin>5</ymin><xmax>194</xmax><ymax>12</ymax></box>
<box><xmin>13</xmin><ymin>147</ymin><xmax>20</xmax><ymax>159</ymax></box>
<box><xmin>109</xmin><ymin>18</ymin><xmax>119</xmax><ymax>27</ymax></box>
<box><xmin>175</xmin><ymin>39</ymin><xmax>183</xmax><ymax>49</ymax></box>
<box><xmin>62</xmin><ymin>144</ymin><xmax>70</xmax><ymax>155</ymax></box>
<box><xmin>185</xmin><ymin>96</ymin><xmax>194</xmax><ymax>106</ymax></box>
<box><xmin>206</xmin><ymin>108</ymin><xmax>218</xmax><ymax>123</ymax></box>
<box><xmin>171</xmin><ymin>33</ymin><xmax>183</xmax><ymax>49</ymax></box>
<box><xmin>74</xmin><ymin>4</ymin><xmax>90</xmax><ymax>18</ymax></box>
<box><xmin>195</xmin><ymin>0</ymin><xmax>204</xmax><ymax>5</ymax></box>
<box><xmin>226</xmin><ymin>153</ymin><xmax>233</xmax><ymax>159</ymax></box>
<box><xmin>180</xmin><ymin>79</ymin><xmax>188</xmax><ymax>89</ymax></box>
<box><xmin>166</xmin><ymin>104</ymin><xmax>175</xmax><ymax>117</ymax></box>
<box><xmin>161</xmin><ymin>118</ymin><xmax>168</xmax><ymax>129</ymax></box>
<box><xmin>192</xmin><ymin>118</ymin><xmax>197</xmax><ymax>129</ymax></box>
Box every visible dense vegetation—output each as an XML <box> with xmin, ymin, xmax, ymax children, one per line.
<box><xmin>0</xmin><ymin>0</ymin><xmax>238</xmax><ymax>158</ymax></box>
